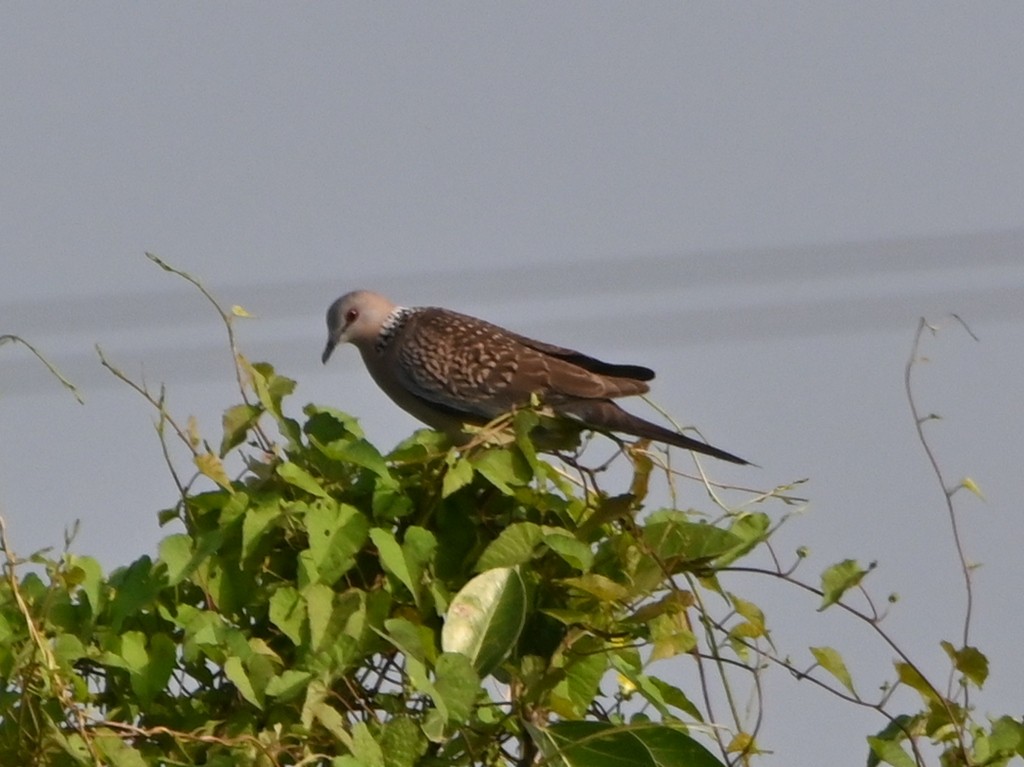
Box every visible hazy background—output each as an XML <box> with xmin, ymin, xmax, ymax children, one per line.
<box><xmin>2</xmin><ymin>5</ymin><xmax>1022</xmax><ymax>764</ymax></box>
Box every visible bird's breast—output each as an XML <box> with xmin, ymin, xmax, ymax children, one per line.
<box><xmin>360</xmin><ymin>346</ymin><xmax>465</xmax><ymax>433</ymax></box>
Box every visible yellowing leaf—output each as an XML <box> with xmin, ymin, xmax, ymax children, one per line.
<box><xmin>726</xmin><ymin>731</ymin><xmax>755</xmax><ymax>754</ymax></box>
<box><xmin>617</xmin><ymin>672</ymin><xmax>637</xmax><ymax>696</ymax></box>
<box><xmin>186</xmin><ymin>415</ymin><xmax>201</xmax><ymax>449</ymax></box>
<box><xmin>961</xmin><ymin>477</ymin><xmax>986</xmax><ymax>501</ymax></box>
<box><xmin>810</xmin><ymin>645</ymin><xmax>856</xmax><ymax>694</ymax></box>
<box><xmin>195</xmin><ymin>452</ymin><xmax>232</xmax><ymax>490</ymax></box>
<box><xmin>730</xmin><ymin>594</ymin><xmax>766</xmax><ymax>636</ymax></box>
<box><xmin>562</xmin><ymin>574</ymin><xmax>630</xmax><ymax>602</ymax></box>
<box><xmin>650</xmin><ymin>610</ymin><xmax>697</xmax><ymax>661</ymax></box>
<box><xmin>231</xmin><ymin>304</ymin><xmax>253</xmax><ymax>318</ymax></box>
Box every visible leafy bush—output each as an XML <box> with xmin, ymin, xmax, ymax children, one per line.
<box><xmin>1</xmin><ymin>270</ymin><xmax>1020</xmax><ymax>766</ymax></box>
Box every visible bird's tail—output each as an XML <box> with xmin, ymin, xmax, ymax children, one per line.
<box><xmin>559</xmin><ymin>400</ymin><xmax>750</xmax><ymax>465</ymax></box>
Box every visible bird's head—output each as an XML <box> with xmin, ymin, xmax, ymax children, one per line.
<box><xmin>322</xmin><ymin>290</ymin><xmax>398</xmax><ymax>363</ymax></box>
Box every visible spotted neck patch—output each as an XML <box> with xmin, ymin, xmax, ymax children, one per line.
<box><xmin>376</xmin><ymin>306</ymin><xmax>413</xmax><ymax>353</ymax></box>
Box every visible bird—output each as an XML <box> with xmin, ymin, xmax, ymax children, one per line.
<box><xmin>321</xmin><ymin>290</ymin><xmax>749</xmax><ymax>465</ymax></box>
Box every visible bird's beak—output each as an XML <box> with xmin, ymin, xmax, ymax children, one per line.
<box><xmin>321</xmin><ymin>338</ymin><xmax>337</xmax><ymax>364</ymax></box>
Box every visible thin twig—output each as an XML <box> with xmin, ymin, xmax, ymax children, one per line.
<box><xmin>144</xmin><ymin>253</ymin><xmax>273</xmax><ymax>451</ymax></box>
<box><xmin>97</xmin><ymin>346</ymin><xmax>198</xmax><ymax>458</ymax></box>
<box><xmin>904</xmin><ymin>315</ymin><xmax>978</xmax><ymax>710</ymax></box>
<box><xmin>0</xmin><ymin>334</ymin><xmax>84</xmax><ymax>403</ymax></box>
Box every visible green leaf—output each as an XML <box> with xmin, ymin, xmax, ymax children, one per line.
<box><xmin>303</xmin><ymin>404</ymin><xmax>366</xmax><ymax>440</ymax></box>
<box><xmin>940</xmin><ymin>640</ymin><xmax>989</xmax><ymax>687</ymax></box>
<box><xmin>403</xmin><ymin>526</ymin><xmax>437</xmax><ymax>572</ymax></box>
<box><xmin>371</xmin><ymin>528</ymin><xmax>417</xmax><ymax>601</ymax></box>
<box><xmin>421</xmin><ymin>709</ymin><xmax>447</xmax><ymax>744</ymax></box>
<box><xmin>247</xmin><ymin>360</ymin><xmax>296</xmax><ymax>421</ymax></box>
<box><xmin>562</xmin><ymin>574</ymin><xmax>630</xmax><ymax>603</ymax></box>
<box><xmin>810</xmin><ymin>646</ymin><xmax>856</xmax><ymax>694</ymax></box>
<box><xmin>305</xmin><ymin>582</ymin><xmax>336</xmax><ymax>650</ymax></box>
<box><xmin>269</xmin><ymin>586</ymin><xmax>305</xmax><ymax>646</ymax></box>
<box><xmin>175</xmin><ymin>606</ymin><xmax>225</xmax><ymax>655</ymax></box>
<box><xmin>277</xmin><ymin>462</ymin><xmax>329</xmax><ymax>498</ymax></box>
<box><xmin>54</xmin><ymin>731</ymin><xmax>93</xmax><ymax>764</ymax></box>
<box><xmin>369</xmin><ymin>526</ymin><xmax>406</xmax><ymax>575</ymax></box>
<box><xmin>442</xmin><ymin>452</ymin><xmax>475</xmax><ymax>497</ymax></box>
<box><xmin>401</xmin><ymin>526</ymin><xmax>437</xmax><ymax>607</ymax></box>
<box><xmin>383</xmin><ymin>617</ymin><xmax>436</xmax><ymax>665</ymax></box>
<box><xmin>305</xmin><ymin>406</ymin><xmax>394</xmax><ymax>482</ymax></box>
<box><xmin>158</xmin><ymin>534</ymin><xmax>193</xmax><ymax>586</ymax></box>
<box><xmin>715</xmin><ymin>513</ymin><xmax>771</xmax><ymax>565</ymax></box>
<box><xmin>626</xmin><ymin>591</ymin><xmax>692</xmax><ymax>625</ymax></box>
<box><xmin>865</xmin><ymin>717</ymin><xmax>916</xmax><ymax>767</ymax></box>
<box><xmin>867</xmin><ymin>735</ymin><xmax>917</xmax><ymax>767</ymax></box>
<box><xmin>512</xmin><ymin>409</ymin><xmax>542</xmax><ymax>470</ymax></box>
<box><xmin>117</xmin><ymin>630</ymin><xmax>148</xmax><ymax>673</ymax></box>
<box><xmin>542</xmin><ymin>607</ymin><xmax>595</xmax><ymax>627</ymax></box>
<box><xmin>432</xmin><ymin>652</ymin><xmax>480</xmax><ymax>724</ymax></box>
<box><xmin>265</xmin><ymin>669</ymin><xmax>313</xmax><ymax>701</ymax></box>
<box><xmin>94</xmin><ymin>733</ymin><xmax>148</xmax><ymax>767</ymax></box>
<box><xmin>351</xmin><ymin>589</ymin><xmax>390</xmax><ymax>656</ymax></box>
<box><xmin>476</xmin><ymin>522</ymin><xmax>544</xmax><ymax>571</ymax></box>
<box><xmin>372</xmin><ymin>484</ymin><xmax>414</xmax><ymax>522</ymax></box>
<box><xmin>380</xmin><ymin>716</ymin><xmax>429</xmax><ymax>767</ymax></box>
<box><xmin>352</xmin><ymin>720</ymin><xmax>385</xmax><ymax>767</ymax></box>
<box><xmin>643</xmin><ymin>516</ymin><xmax>743</xmax><ymax>569</ymax></box>
<box><xmin>442</xmin><ymin>566</ymin><xmax>527</xmax><ymax>676</ymax></box>
<box><xmin>577</xmin><ymin>494</ymin><xmax>636</xmax><ymax>539</ymax></box>
<box><xmin>115</xmin><ymin>631</ymin><xmax>176</xmax><ymax>707</ymax></box>
<box><xmin>977</xmin><ymin>716</ymin><xmax>1024</xmax><ymax>762</ymax></box>
<box><xmin>224</xmin><ymin>655</ymin><xmax>262</xmax><ymax>708</ymax></box>
<box><xmin>67</xmin><ymin>554</ymin><xmax>104</xmax><ymax>613</ymax></box>
<box><xmin>305</xmin><ymin>501</ymin><xmax>370</xmax><ymax>584</ymax></box>
<box><xmin>551</xmin><ymin>637</ymin><xmax>607</xmax><ymax>718</ymax></box>
<box><xmin>543</xmin><ymin>529</ymin><xmax>594</xmax><ymax>571</ymax></box>
<box><xmin>327</xmin><ymin>439</ymin><xmax>395</xmax><ymax>484</ymax></box>
<box><xmin>158</xmin><ymin>528</ymin><xmax>225</xmax><ymax>588</ymax></box>
<box><xmin>819</xmin><ymin>559</ymin><xmax>869</xmax><ymax>610</ymax></box>
<box><xmin>470</xmin><ymin>448</ymin><xmax>531</xmax><ymax>493</ymax></box>
<box><xmin>303</xmin><ymin>680</ymin><xmax>354</xmax><ymax>747</ymax></box>
<box><xmin>220</xmin><ymin>403</ymin><xmax>262</xmax><ymax>455</ymax></box>
<box><xmin>530</xmin><ymin>720</ymin><xmax>725</xmax><ymax>767</ymax></box>
<box><xmin>241</xmin><ymin>499</ymin><xmax>281</xmax><ymax>563</ymax></box>
<box><xmin>387</xmin><ymin>428</ymin><xmax>450</xmax><ymax>461</ymax></box>
<box><xmin>642</xmin><ymin>676</ymin><xmax>704</xmax><ymax>722</ymax></box>
<box><xmin>52</xmin><ymin>633</ymin><xmax>86</xmax><ymax>665</ymax></box>
<box><xmin>895</xmin><ymin>661</ymin><xmax>938</xmax><ymax>704</ymax></box>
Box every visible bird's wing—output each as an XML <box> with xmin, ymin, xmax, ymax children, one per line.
<box><xmin>503</xmin><ymin>331</ymin><xmax>655</xmax><ymax>382</ymax></box>
<box><xmin>392</xmin><ymin>309</ymin><xmax>649</xmax><ymax>420</ymax></box>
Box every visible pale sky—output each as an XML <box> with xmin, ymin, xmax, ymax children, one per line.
<box><xmin>2</xmin><ymin>5</ymin><xmax>1023</xmax><ymax>765</ymax></box>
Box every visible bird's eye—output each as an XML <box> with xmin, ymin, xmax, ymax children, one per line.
<box><xmin>345</xmin><ymin>308</ymin><xmax>359</xmax><ymax>324</ymax></box>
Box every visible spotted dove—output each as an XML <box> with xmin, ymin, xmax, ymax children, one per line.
<box><xmin>322</xmin><ymin>290</ymin><xmax>748</xmax><ymax>465</ymax></box>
